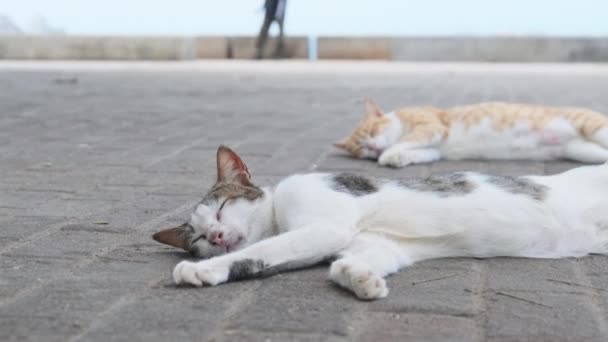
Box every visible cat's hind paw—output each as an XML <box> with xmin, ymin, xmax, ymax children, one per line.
<box><xmin>329</xmin><ymin>259</ymin><xmax>389</xmax><ymax>300</ymax></box>
<box><xmin>351</xmin><ymin>269</ymin><xmax>389</xmax><ymax>300</ymax></box>
<box><xmin>173</xmin><ymin>260</ymin><xmax>228</xmax><ymax>287</ymax></box>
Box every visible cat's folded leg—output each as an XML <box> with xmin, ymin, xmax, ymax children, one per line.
<box><xmin>563</xmin><ymin>139</ymin><xmax>608</xmax><ymax>163</ymax></box>
<box><xmin>173</xmin><ymin>222</ymin><xmax>354</xmax><ymax>287</ymax></box>
<box><xmin>378</xmin><ymin>146</ymin><xmax>441</xmax><ymax>168</ymax></box>
<box><xmin>329</xmin><ymin>233</ymin><xmax>411</xmax><ymax>300</ymax></box>
<box><xmin>591</xmin><ymin>127</ymin><xmax>608</xmax><ymax>149</ymax></box>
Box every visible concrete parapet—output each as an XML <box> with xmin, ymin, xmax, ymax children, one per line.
<box><xmin>196</xmin><ymin>37</ymin><xmax>228</xmax><ymax>59</ymax></box>
<box><xmin>0</xmin><ymin>35</ymin><xmax>203</xmax><ymax>60</ymax></box>
<box><xmin>389</xmin><ymin>37</ymin><xmax>608</xmax><ymax>62</ymax></box>
<box><xmin>227</xmin><ymin>36</ymin><xmax>308</xmax><ymax>59</ymax></box>
<box><xmin>318</xmin><ymin>37</ymin><xmax>391</xmax><ymax>60</ymax></box>
<box><xmin>1</xmin><ymin>35</ymin><xmax>607</xmax><ymax>62</ymax></box>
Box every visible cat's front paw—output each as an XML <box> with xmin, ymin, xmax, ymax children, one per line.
<box><xmin>378</xmin><ymin>149</ymin><xmax>409</xmax><ymax>168</ymax></box>
<box><xmin>173</xmin><ymin>260</ymin><xmax>229</xmax><ymax>287</ymax></box>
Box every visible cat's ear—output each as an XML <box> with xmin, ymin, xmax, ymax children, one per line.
<box><xmin>152</xmin><ymin>224</ymin><xmax>190</xmax><ymax>250</ymax></box>
<box><xmin>334</xmin><ymin>138</ymin><xmax>348</xmax><ymax>149</ymax></box>
<box><xmin>216</xmin><ymin>145</ymin><xmax>252</xmax><ymax>185</ymax></box>
<box><xmin>365</xmin><ymin>98</ymin><xmax>384</xmax><ymax>118</ymax></box>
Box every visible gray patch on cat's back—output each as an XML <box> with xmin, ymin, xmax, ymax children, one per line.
<box><xmin>486</xmin><ymin>175</ymin><xmax>548</xmax><ymax>201</ymax></box>
<box><xmin>398</xmin><ymin>173</ymin><xmax>474</xmax><ymax>196</ymax></box>
<box><xmin>330</xmin><ymin>173</ymin><xmax>378</xmax><ymax>196</ymax></box>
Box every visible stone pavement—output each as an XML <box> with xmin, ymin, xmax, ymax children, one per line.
<box><xmin>2</xmin><ymin>61</ymin><xmax>608</xmax><ymax>342</ymax></box>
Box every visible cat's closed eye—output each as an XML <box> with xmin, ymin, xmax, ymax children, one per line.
<box><xmin>216</xmin><ymin>198</ymin><xmax>230</xmax><ymax>221</ymax></box>
<box><xmin>191</xmin><ymin>234</ymin><xmax>206</xmax><ymax>244</ymax></box>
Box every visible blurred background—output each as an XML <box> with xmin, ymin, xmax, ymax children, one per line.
<box><xmin>1</xmin><ymin>0</ymin><xmax>608</xmax><ymax>62</ymax></box>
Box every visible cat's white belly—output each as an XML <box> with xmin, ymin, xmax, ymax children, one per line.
<box><xmin>439</xmin><ymin>118</ymin><xmax>578</xmax><ymax>160</ymax></box>
<box><xmin>358</xmin><ymin>185</ymin><xmax>567</xmax><ymax>258</ymax></box>
<box><xmin>356</xmin><ymin>166</ymin><xmax>608</xmax><ymax>259</ymax></box>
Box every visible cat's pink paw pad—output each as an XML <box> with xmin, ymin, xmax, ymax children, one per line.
<box><xmin>329</xmin><ymin>260</ymin><xmax>389</xmax><ymax>300</ymax></box>
<box><xmin>351</xmin><ymin>271</ymin><xmax>389</xmax><ymax>300</ymax></box>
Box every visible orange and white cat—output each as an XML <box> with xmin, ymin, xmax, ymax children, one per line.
<box><xmin>335</xmin><ymin>99</ymin><xmax>608</xmax><ymax>167</ymax></box>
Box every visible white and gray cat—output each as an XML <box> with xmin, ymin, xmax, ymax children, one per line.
<box><xmin>153</xmin><ymin>146</ymin><xmax>608</xmax><ymax>300</ymax></box>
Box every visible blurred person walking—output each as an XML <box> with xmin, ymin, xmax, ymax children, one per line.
<box><xmin>255</xmin><ymin>0</ymin><xmax>287</xmax><ymax>59</ymax></box>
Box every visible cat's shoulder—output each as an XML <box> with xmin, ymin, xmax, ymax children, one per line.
<box><xmin>275</xmin><ymin>172</ymin><xmax>380</xmax><ymax>196</ymax></box>
<box><xmin>274</xmin><ymin>173</ymin><xmax>330</xmax><ymax>193</ymax></box>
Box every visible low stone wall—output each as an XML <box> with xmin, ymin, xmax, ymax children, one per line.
<box><xmin>1</xmin><ymin>35</ymin><xmax>607</xmax><ymax>61</ymax></box>
<box><xmin>318</xmin><ymin>37</ymin><xmax>608</xmax><ymax>62</ymax></box>
<box><xmin>0</xmin><ymin>36</ymin><xmax>201</xmax><ymax>60</ymax></box>
<box><xmin>0</xmin><ymin>35</ymin><xmax>308</xmax><ymax>60</ymax></box>
<box><xmin>227</xmin><ymin>36</ymin><xmax>308</xmax><ymax>59</ymax></box>
<box><xmin>317</xmin><ymin>37</ymin><xmax>391</xmax><ymax>60</ymax></box>
<box><xmin>392</xmin><ymin>37</ymin><xmax>608</xmax><ymax>62</ymax></box>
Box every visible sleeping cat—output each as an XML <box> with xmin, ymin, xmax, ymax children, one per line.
<box><xmin>335</xmin><ymin>99</ymin><xmax>608</xmax><ymax>167</ymax></box>
<box><xmin>153</xmin><ymin>145</ymin><xmax>608</xmax><ymax>300</ymax></box>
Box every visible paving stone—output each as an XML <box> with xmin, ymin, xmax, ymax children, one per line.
<box><xmin>484</xmin><ymin>258</ymin><xmax>581</xmax><ymax>293</ymax></box>
<box><xmin>1</xmin><ymin>61</ymin><xmax>608</xmax><ymax>342</ymax></box>
<box><xmin>355</xmin><ymin>311</ymin><xmax>477</xmax><ymax>342</ymax></box>
<box><xmin>227</xmin><ymin>278</ymin><xmax>356</xmax><ymax>337</ymax></box>
<box><xmin>484</xmin><ymin>291</ymin><xmax>604</xmax><ymax>341</ymax></box>
<box><xmin>369</xmin><ymin>259</ymin><xmax>477</xmax><ymax>316</ymax></box>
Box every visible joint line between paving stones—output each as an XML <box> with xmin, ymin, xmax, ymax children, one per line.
<box><xmin>471</xmin><ymin>260</ymin><xmax>488</xmax><ymax>342</ymax></box>
<box><xmin>68</xmin><ymin>184</ymin><xmax>264</xmax><ymax>341</ymax></box>
<box><xmin>571</xmin><ymin>259</ymin><xmax>608</xmax><ymax>337</ymax></box>
<box><xmin>2</xmin><ymin>131</ymin><xmax>261</xmax><ymax>333</ymax></box>
<box><xmin>308</xmin><ymin>145</ymin><xmax>333</xmax><ymax>171</ymax></box>
<box><xmin>66</xmin><ymin>276</ymin><xmax>167</xmax><ymax>342</ymax></box>
<box><xmin>117</xmin><ymin>119</ymin><xmax>213</xmax><ymax>158</ymax></box>
<box><xmin>142</xmin><ymin>137</ymin><xmax>209</xmax><ymax>168</ymax></box>
<box><xmin>0</xmin><ymin>201</ymin><xmax>196</xmax><ymax>309</ymax></box>
<box><xmin>139</xmin><ymin>123</ymin><xmax>270</xmax><ymax>169</ymax></box>
<box><xmin>307</xmin><ymin>115</ymin><xmax>354</xmax><ymax>171</ymax></box>
<box><xmin>0</xmin><ymin>217</ymin><xmax>82</xmax><ymax>256</ymax></box>
<box><xmin>210</xmin><ymin>280</ymin><xmax>264</xmax><ymax>340</ymax></box>
<box><xmin>347</xmin><ymin>294</ymin><xmax>374</xmax><ymax>340</ymax></box>
<box><xmin>1</xmin><ymin>133</ymin><xmax>253</xmax><ymax>269</ymax></box>
<box><xmin>0</xmin><ymin>135</ymin><xmax>216</xmax><ymax>256</ymax></box>
<box><xmin>0</xmin><ymin>133</ymin><xmax>264</xmax><ymax>309</ymax></box>
<box><xmin>72</xmin><ymin>201</ymin><xmax>196</xmax><ymax>268</ymax></box>
<box><xmin>266</xmin><ymin>115</ymin><xmax>344</xmax><ymax>166</ymax></box>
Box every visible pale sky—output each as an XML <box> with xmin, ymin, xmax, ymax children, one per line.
<box><xmin>2</xmin><ymin>0</ymin><xmax>608</xmax><ymax>36</ymax></box>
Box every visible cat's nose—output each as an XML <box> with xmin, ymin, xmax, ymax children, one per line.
<box><xmin>209</xmin><ymin>230</ymin><xmax>224</xmax><ymax>246</ymax></box>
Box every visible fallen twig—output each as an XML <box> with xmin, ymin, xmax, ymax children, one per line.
<box><xmin>495</xmin><ymin>291</ymin><xmax>551</xmax><ymax>308</ymax></box>
<box><xmin>545</xmin><ymin>278</ymin><xmax>606</xmax><ymax>291</ymax></box>
<box><xmin>95</xmin><ymin>255</ymin><xmax>149</xmax><ymax>264</ymax></box>
<box><xmin>412</xmin><ymin>273</ymin><xmax>458</xmax><ymax>286</ymax></box>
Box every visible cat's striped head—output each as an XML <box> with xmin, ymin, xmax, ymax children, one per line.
<box><xmin>335</xmin><ymin>99</ymin><xmax>402</xmax><ymax>159</ymax></box>
<box><xmin>152</xmin><ymin>146</ymin><xmax>265</xmax><ymax>258</ymax></box>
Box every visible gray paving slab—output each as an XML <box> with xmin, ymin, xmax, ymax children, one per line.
<box><xmin>1</xmin><ymin>61</ymin><xmax>608</xmax><ymax>342</ymax></box>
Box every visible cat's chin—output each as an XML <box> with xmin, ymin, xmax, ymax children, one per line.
<box><xmin>225</xmin><ymin>237</ymin><xmax>245</xmax><ymax>253</ymax></box>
